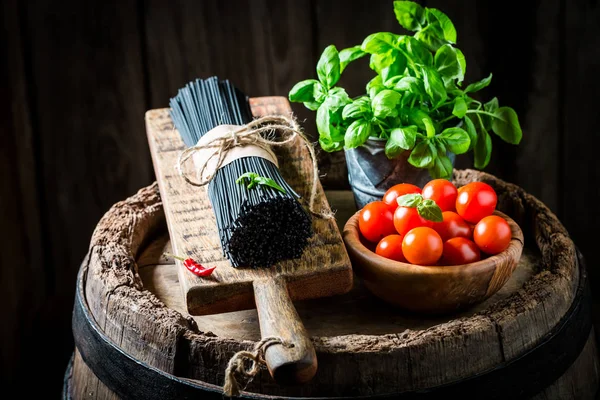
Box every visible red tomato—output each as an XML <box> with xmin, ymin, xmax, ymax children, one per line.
<box><xmin>375</xmin><ymin>234</ymin><xmax>406</xmax><ymax>262</ymax></box>
<box><xmin>382</xmin><ymin>183</ymin><xmax>422</xmax><ymax>211</ymax></box>
<box><xmin>441</xmin><ymin>237</ymin><xmax>481</xmax><ymax>265</ymax></box>
<box><xmin>422</xmin><ymin>179</ymin><xmax>458</xmax><ymax>212</ymax></box>
<box><xmin>433</xmin><ymin>211</ymin><xmax>472</xmax><ymax>242</ymax></box>
<box><xmin>393</xmin><ymin>206</ymin><xmax>433</xmax><ymax>236</ymax></box>
<box><xmin>473</xmin><ymin>215</ymin><xmax>511</xmax><ymax>255</ymax></box>
<box><xmin>358</xmin><ymin>201</ymin><xmax>396</xmax><ymax>242</ymax></box>
<box><xmin>402</xmin><ymin>227</ymin><xmax>443</xmax><ymax>266</ymax></box>
<box><xmin>455</xmin><ymin>182</ymin><xmax>498</xmax><ymax>223</ymax></box>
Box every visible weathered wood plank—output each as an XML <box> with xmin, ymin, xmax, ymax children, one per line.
<box><xmin>23</xmin><ymin>0</ymin><xmax>154</xmax><ymax>295</ymax></box>
<box><xmin>0</xmin><ymin>0</ymin><xmax>46</xmax><ymax>391</ymax></box>
<box><xmin>144</xmin><ymin>98</ymin><xmax>352</xmax><ymax>316</ymax></box>
<box><xmin>562</xmin><ymin>0</ymin><xmax>600</xmax><ymax>287</ymax></box>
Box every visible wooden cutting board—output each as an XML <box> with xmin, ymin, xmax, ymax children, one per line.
<box><xmin>144</xmin><ymin>96</ymin><xmax>353</xmax><ymax>386</ymax></box>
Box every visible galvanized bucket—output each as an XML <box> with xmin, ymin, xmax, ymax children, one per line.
<box><xmin>345</xmin><ymin>137</ymin><xmax>455</xmax><ymax>209</ymax></box>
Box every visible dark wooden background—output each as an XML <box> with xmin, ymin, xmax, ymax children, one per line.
<box><xmin>2</xmin><ymin>0</ymin><xmax>599</xmax><ymax>396</ymax></box>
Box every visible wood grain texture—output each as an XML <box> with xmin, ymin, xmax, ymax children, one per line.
<box><xmin>145</xmin><ymin>96</ymin><xmax>350</xmax><ymax>384</ymax></box>
<box><xmin>1</xmin><ymin>1</ymin><xmax>599</xmax><ymax>397</ymax></box>
<box><xmin>68</xmin><ymin>170</ymin><xmax>598</xmax><ymax>398</ymax></box>
<box><xmin>0</xmin><ymin>0</ymin><xmax>54</xmax><ymax>391</ymax></box>
<box><xmin>254</xmin><ymin>277</ymin><xmax>318</xmax><ymax>384</ymax></box>
<box><xmin>343</xmin><ymin>209</ymin><xmax>523</xmax><ymax>314</ymax></box>
<box><xmin>22</xmin><ymin>0</ymin><xmax>154</xmax><ymax>296</ymax></box>
<box><xmin>145</xmin><ymin>97</ymin><xmax>352</xmax><ymax>316</ymax></box>
<box><xmin>562</xmin><ymin>0</ymin><xmax>600</xmax><ymax>286</ymax></box>
<box><xmin>142</xmin><ymin>0</ymin><xmax>321</xmax><ymax>184</ymax></box>
<box><xmin>137</xmin><ymin>225</ymin><xmax>540</xmax><ymax>342</ymax></box>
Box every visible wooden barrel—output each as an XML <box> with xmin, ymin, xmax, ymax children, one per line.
<box><xmin>66</xmin><ymin>169</ymin><xmax>599</xmax><ymax>399</ymax></box>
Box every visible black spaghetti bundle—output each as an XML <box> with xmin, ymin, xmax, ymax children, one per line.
<box><xmin>169</xmin><ymin>77</ymin><xmax>313</xmax><ymax>268</ymax></box>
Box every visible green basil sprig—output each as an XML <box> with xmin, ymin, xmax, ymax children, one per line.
<box><xmin>397</xmin><ymin>193</ymin><xmax>443</xmax><ymax>222</ymax></box>
<box><xmin>236</xmin><ymin>172</ymin><xmax>287</xmax><ymax>194</ymax></box>
<box><xmin>288</xmin><ymin>0</ymin><xmax>523</xmax><ymax>179</ymax></box>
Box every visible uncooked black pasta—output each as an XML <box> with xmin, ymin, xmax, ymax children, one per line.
<box><xmin>169</xmin><ymin>77</ymin><xmax>312</xmax><ymax>268</ymax></box>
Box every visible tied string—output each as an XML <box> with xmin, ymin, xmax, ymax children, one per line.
<box><xmin>176</xmin><ymin>115</ymin><xmax>334</xmax><ymax>220</ymax></box>
<box><xmin>223</xmin><ymin>336</ymin><xmax>293</xmax><ymax>397</ymax></box>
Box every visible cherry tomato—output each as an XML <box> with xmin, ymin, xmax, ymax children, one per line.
<box><xmin>382</xmin><ymin>183</ymin><xmax>422</xmax><ymax>211</ymax></box>
<box><xmin>402</xmin><ymin>227</ymin><xmax>443</xmax><ymax>266</ymax></box>
<box><xmin>393</xmin><ymin>206</ymin><xmax>433</xmax><ymax>236</ymax></box>
<box><xmin>441</xmin><ymin>237</ymin><xmax>481</xmax><ymax>265</ymax></box>
<box><xmin>358</xmin><ymin>201</ymin><xmax>396</xmax><ymax>243</ymax></box>
<box><xmin>375</xmin><ymin>234</ymin><xmax>406</xmax><ymax>262</ymax></box>
<box><xmin>433</xmin><ymin>211</ymin><xmax>472</xmax><ymax>242</ymax></box>
<box><xmin>456</xmin><ymin>182</ymin><xmax>498</xmax><ymax>223</ymax></box>
<box><xmin>473</xmin><ymin>215</ymin><xmax>511</xmax><ymax>255</ymax></box>
<box><xmin>422</xmin><ymin>179</ymin><xmax>458</xmax><ymax>212</ymax></box>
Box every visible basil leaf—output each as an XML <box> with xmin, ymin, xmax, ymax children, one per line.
<box><xmin>491</xmin><ymin>106</ymin><xmax>522</xmax><ymax>144</ymax></box>
<box><xmin>417</xmin><ymin>199</ymin><xmax>443</xmax><ymax>222</ymax></box>
<box><xmin>403</xmin><ymin>36</ymin><xmax>433</xmax><ymax>66</ymax></box>
<box><xmin>397</xmin><ymin>193</ymin><xmax>423</xmax><ymax>208</ymax></box>
<box><xmin>323</xmin><ymin>87</ymin><xmax>351</xmax><ymax>112</ymax></box>
<box><xmin>317</xmin><ymin>45</ymin><xmax>341</xmax><ymax>89</ymax></box>
<box><xmin>236</xmin><ymin>172</ymin><xmax>259</xmax><ymax>185</ymax></box>
<box><xmin>253</xmin><ymin>177</ymin><xmax>287</xmax><ymax>194</ymax></box>
<box><xmin>414</xmin><ymin>29</ymin><xmax>447</xmax><ymax>52</ymax></box>
<box><xmin>463</xmin><ymin>115</ymin><xmax>478</xmax><ymax>150</ymax></box>
<box><xmin>381</xmin><ymin>52</ymin><xmax>408</xmax><ymax>85</ymax></box>
<box><xmin>429</xmin><ymin>150</ymin><xmax>454</xmax><ymax>180</ymax></box>
<box><xmin>452</xmin><ymin>96</ymin><xmax>467</xmax><ymax>118</ymax></box>
<box><xmin>316</xmin><ymin>104</ymin><xmax>343</xmax><ymax>152</ymax></box>
<box><xmin>408</xmin><ymin>108</ymin><xmax>434</xmax><ymax>130</ymax></box>
<box><xmin>314</xmin><ymin>82</ymin><xmax>327</xmax><ymax>103</ymax></box>
<box><xmin>366</xmin><ymin>75</ymin><xmax>385</xmax><ymax>99</ymax></box>
<box><xmin>288</xmin><ymin>79</ymin><xmax>319</xmax><ymax>103</ymax></box>
<box><xmin>456</xmin><ymin>48</ymin><xmax>466</xmax><ymax>84</ymax></box>
<box><xmin>464</xmin><ymin>73</ymin><xmax>493</xmax><ymax>93</ymax></box>
<box><xmin>474</xmin><ymin>121</ymin><xmax>492</xmax><ymax>169</ymax></box>
<box><xmin>339</xmin><ymin>45</ymin><xmax>366</xmax><ymax>73</ymax></box>
<box><xmin>393</xmin><ymin>1</ymin><xmax>425</xmax><ymax>31</ymax></box>
<box><xmin>408</xmin><ymin>139</ymin><xmax>436</xmax><ymax>168</ymax></box>
<box><xmin>426</xmin><ymin>8</ymin><xmax>457</xmax><ymax>43</ymax></box>
<box><xmin>434</xmin><ymin>44</ymin><xmax>464</xmax><ymax>82</ymax></box>
<box><xmin>394</xmin><ymin>76</ymin><xmax>425</xmax><ymax>95</ymax></box>
<box><xmin>385</xmin><ymin>125</ymin><xmax>418</xmax><ymax>158</ymax></box>
<box><xmin>484</xmin><ymin>97</ymin><xmax>499</xmax><ymax>113</ymax></box>
<box><xmin>480</xmin><ymin>96</ymin><xmax>499</xmax><ymax>129</ymax></box>
<box><xmin>362</xmin><ymin>32</ymin><xmax>399</xmax><ymax>54</ymax></box>
<box><xmin>440</xmin><ymin>127</ymin><xmax>470</xmax><ymax>154</ymax></box>
<box><xmin>342</xmin><ymin>96</ymin><xmax>372</xmax><ymax>120</ymax></box>
<box><xmin>344</xmin><ymin>119</ymin><xmax>373</xmax><ymax>149</ymax></box>
<box><xmin>421</xmin><ymin>67</ymin><xmax>447</xmax><ymax>107</ymax></box>
<box><xmin>303</xmin><ymin>101</ymin><xmax>321</xmax><ymax>111</ymax></box>
<box><xmin>372</xmin><ymin>90</ymin><xmax>402</xmax><ymax>118</ymax></box>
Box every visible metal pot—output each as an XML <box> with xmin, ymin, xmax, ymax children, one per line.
<box><xmin>344</xmin><ymin>137</ymin><xmax>455</xmax><ymax>209</ymax></box>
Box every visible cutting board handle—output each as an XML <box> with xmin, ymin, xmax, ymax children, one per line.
<box><xmin>253</xmin><ymin>277</ymin><xmax>317</xmax><ymax>385</ymax></box>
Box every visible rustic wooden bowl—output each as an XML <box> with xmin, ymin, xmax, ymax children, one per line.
<box><xmin>342</xmin><ymin>210</ymin><xmax>525</xmax><ymax>314</ymax></box>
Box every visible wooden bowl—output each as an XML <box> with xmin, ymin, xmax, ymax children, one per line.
<box><xmin>342</xmin><ymin>210</ymin><xmax>524</xmax><ymax>314</ymax></box>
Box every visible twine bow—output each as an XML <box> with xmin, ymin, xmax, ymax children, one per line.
<box><xmin>176</xmin><ymin>115</ymin><xmax>334</xmax><ymax>219</ymax></box>
<box><xmin>223</xmin><ymin>336</ymin><xmax>293</xmax><ymax>397</ymax></box>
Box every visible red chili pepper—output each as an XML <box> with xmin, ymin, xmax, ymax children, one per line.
<box><xmin>164</xmin><ymin>253</ymin><xmax>216</xmax><ymax>277</ymax></box>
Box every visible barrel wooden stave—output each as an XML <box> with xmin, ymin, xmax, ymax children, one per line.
<box><xmin>69</xmin><ymin>171</ymin><xmax>599</xmax><ymax>398</ymax></box>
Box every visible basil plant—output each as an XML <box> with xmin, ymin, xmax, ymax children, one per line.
<box><xmin>288</xmin><ymin>1</ymin><xmax>522</xmax><ymax>180</ymax></box>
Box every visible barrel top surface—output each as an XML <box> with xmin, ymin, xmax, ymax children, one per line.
<box><xmin>136</xmin><ymin>196</ymin><xmax>540</xmax><ymax>341</ymax></box>
<box><xmin>80</xmin><ymin>166</ymin><xmax>584</xmax><ymax>396</ymax></box>
<box><xmin>86</xmin><ymin>168</ymin><xmax>579</xmax><ymax>348</ymax></box>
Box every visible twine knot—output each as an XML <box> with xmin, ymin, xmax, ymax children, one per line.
<box><xmin>223</xmin><ymin>336</ymin><xmax>293</xmax><ymax>397</ymax></box>
<box><xmin>176</xmin><ymin>115</ymin><xmax>334</xmax><ymax>220</ymax></box>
